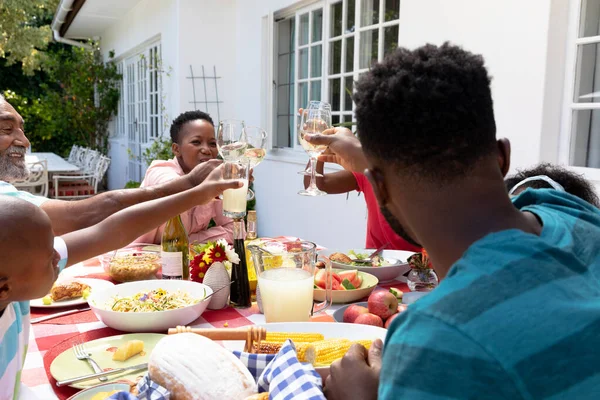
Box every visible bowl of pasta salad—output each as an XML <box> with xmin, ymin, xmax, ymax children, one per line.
<box><xmin>88</xmin><ymin>279</ymin><xmax>212</xmax><ymax>332</ymax></box>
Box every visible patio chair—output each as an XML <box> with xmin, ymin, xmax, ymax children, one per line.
<box><xmin>13</xmin><ymin>160</ymin><xmax>49</xmax><ymax>198</ymax></box>
<box><xmin>66</xmin><ymin>145</ymin><xmax>80</xmax><ymax>164</ymax></box>
<box><xmin>51</xmin><ymin>155</ymin><xmax>111</xmax><ymax>199</ymax></box>
<box><xmin>52</xmin><ymin>148</ymin><xmax>101</xmax><ymax>188</ymax></box>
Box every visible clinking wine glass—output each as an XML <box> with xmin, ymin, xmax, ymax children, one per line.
<box><xmin>242</xmin><ymin>126</ymin><xmax>267</xmax><ymax>201</ymax></box>
<box><xmin>298</xmin><ymin>107</ymin><xmax>331</xmax><ymax>196</ymax></box>
<box><xmin>297</xmin><ymin>102</ymin><xmax>332</xmax><ymax>177</ymax></box>
<box><xmin>217</xmin><ymin>119</ymin><xmax>247</xmax><ymax>162</ymax></box>
<box><xmin>217</xmin><ymin>119</ymin><xmax>253</xmax><ymax>202</ymax></box>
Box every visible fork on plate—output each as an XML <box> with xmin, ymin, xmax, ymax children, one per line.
<box><xmin>72</xmin><ymin>341</ymin><xmax>108</xmax><ymax>382</ymax></box>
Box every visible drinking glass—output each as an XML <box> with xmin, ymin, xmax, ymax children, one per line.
<box><xmin>217</xmin><ymin>119</ymin><xmax>247</xmax><ymax>162</ymax></box>
<box><xmin>249</xmin><ymin>241</ymin><xmax>333</xmax><ymax>323</ymax></box>
<box><xmin>298</xmin><ymin>107</ymin><xmax>331</xmax><ymax>196</ymax></box>
<box><xmin>242</xmin><ymin>126</ymin><xmax>267</xmax><ymax>201</ymax></box>
<box><xmin>243</xmin><ymin>126</ymin><xmax>268</xmax><ymax>168</ymax></box>
<box><xmin>222</xmin><ymin>160</ymin><xmax>251</xmax><ymax>219</ymax></box>
<box><xmin>297</xmin><ymin>101</ymin><xmax>332</xmax><ymax>177</ymax></box>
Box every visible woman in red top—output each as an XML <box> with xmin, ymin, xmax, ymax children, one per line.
<box><xmin>302</xmin><ymin>131</ymin><xmax>421</xmax><ymax>253</ymax></box>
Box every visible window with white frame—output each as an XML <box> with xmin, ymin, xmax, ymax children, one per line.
<box><xmin>273</xmin><ymin>0</ymin><xmax>400</xmax><ymax>149</ymax></box>
<box><xmin>564</xmin><ymin>0</ymin><xmax>600</xmax><ymax>169</ymax></box>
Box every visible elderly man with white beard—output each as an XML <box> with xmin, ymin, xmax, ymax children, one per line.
<box><xmin>0</xmin><ymin>93</ymin><xmax>223</xmax><ymax>235</ymax></box>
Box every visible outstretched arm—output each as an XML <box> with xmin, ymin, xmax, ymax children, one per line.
<box><xmin>61</xmin><ymin>165</ymin><xmax>239</xmax><ymax>266</ymax></box>
<box><xmin>42</xmin><ymin>159</ymin><xmax>221</xmax><ymax>235</ymax></box>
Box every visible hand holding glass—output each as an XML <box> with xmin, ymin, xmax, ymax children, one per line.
<box><xmin>222</xmin><ymin>161</ymin><xmax>250</xmax><ymax>219</ymax></box>
<box><xmin>298</xmin><ymin>107</ymin><xmax>331</xmax><ymax>196</ymax></box>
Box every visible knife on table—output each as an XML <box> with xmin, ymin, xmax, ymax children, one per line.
<box><xmin>31</xmin><ymin>307</ymin><xmax>91</xmax><ymax>324</ymax></box>
<box><xmin>56</xmin><ymin>363</ymin><xmax>148</xmax><ymax>387</ymax></box>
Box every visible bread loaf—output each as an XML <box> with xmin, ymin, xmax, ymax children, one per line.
<box><xmin>148</xmin><ymin>333</ymin><xmax>256</xmax><ymax>400</ymax></box>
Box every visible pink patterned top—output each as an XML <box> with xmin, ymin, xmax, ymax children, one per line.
<box><xmin>133</xmin><ymin>158</ymin><xmax>234</xmax><ymax>245</ymax></box>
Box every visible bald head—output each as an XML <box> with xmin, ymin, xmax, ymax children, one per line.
<box><xmin>0</xmin><ymin>196</ymin><xmax>59</xmax><ymax>303</ymax></box>
<box><xmin>0</xmin><ymin>197</ymin><xmax>52</xmax><ymax>263</ymax></box>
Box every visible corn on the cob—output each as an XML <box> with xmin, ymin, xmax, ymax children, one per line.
<box><xmin>265</xmin><ymin>332</ymin><xmax>324</xmax><ymax>343</ymax></box>
<box><xmin>353</xmin><ymin>340</ymin><xmax>373</xmax><ymax>350</ymax></box>
<box><xmin>313</xmin><ymin>339</ymin><xmax>351</xmax><ymax>366</ymax></box>
<box><xmin>254</xmin><ymin>341</ymin><xmax>316</xmax><ymax>364</ymax></box>
<box><xmin>312</xmin><ymin>339</ymin><xmax>375</xmax><ymax>366</ymax></box>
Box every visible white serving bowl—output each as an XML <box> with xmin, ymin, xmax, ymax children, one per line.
<box><xmin>320</xmin><ymin>249</ymin><xmax>416</xmax><ymax>282</ymax></box>
<box><xmin>88</xmin><ymin>280</ymin><xmax>212</xmax><ymax>332</ymax></box>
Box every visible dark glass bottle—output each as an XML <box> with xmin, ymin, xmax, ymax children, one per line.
<box><xmin>230</xmin><ymin>219</ymin><xmax>251</xmax><ymax>308</ymax></box>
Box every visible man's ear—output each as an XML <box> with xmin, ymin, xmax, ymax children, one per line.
<box><xmin>172</xmin><ymin>142</ymin><xmax>180</xmax><ymax>157</ymax></box>
<box><xmin>365</xmin><ymin>167</ymin><xmax>389</xmax><ymax>207</ymax></box>
<box><xmin>0</xmin><ymin>278</ymin><xmax>10</xmax><ymax>302</ymax></box>
<box><xmin>497</xmin><ymin>138</ymin><xmax>511</xmax><ymax>177</ymax></box>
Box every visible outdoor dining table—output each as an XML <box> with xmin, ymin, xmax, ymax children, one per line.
<box><xmin>26</xmin><ymin>152</ymin><xmax>80</xmax><ymax>174</ymax></box>
<box><xmin>20</xmin><ymin>251</ymin><xmax>409</xmax><ymax>400</ymax></box>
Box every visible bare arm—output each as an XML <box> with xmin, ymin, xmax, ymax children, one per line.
<box><xmin>61</xmin><ymin>165</ymin><xmax>239</xmax><ymax>266</ymax></box>
<box><xmin>42</xmin><ymin>159</ymin><xmax>221</xmax><ymax>235</ymax></box>
<box><xmin>303</xmin><ymin>160</ymin><xmax>358</xmax><ymax>194</ymax></box>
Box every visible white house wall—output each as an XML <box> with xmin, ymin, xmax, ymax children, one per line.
<box><xmin>100</xmin><ymin>0</ymin><xmax>180</xmax><ymax>190</ymax></box>
<box><xmin>177</xmin><ymin>0</ymin><xmax>238</xmax><ymax>122</ymax></box>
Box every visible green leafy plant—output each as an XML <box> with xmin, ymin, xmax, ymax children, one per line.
<box><xmin>4</xmin><ymin>45</ymin><xmax>121</xmax><ymax>157</ymax></box>
<box><xmin>124</xmin><ymin>180</ymin><xmax>141</xmax><ymax>189</ymax></box>
<box><xmin>141</xmin><ymin>135</ymin><xmax>173</xmax><ymax>166</ymax></box>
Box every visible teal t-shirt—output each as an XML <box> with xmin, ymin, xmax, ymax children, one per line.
<box><xmin>380</xmin><ymin>189</ymin><xmax>600</xmax><ymax>399</ymax></box>
<box><xmin>0</xmin><ymin>182</ymin><xmax>65</xmax><ymax>399</ymax></box>
<box><xmin>0</xmin><ymin>181</ymin><xmax>48</xmax><ymax>207</ymax></box>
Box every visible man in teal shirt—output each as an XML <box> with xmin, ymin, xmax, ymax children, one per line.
<box><xmin>312</xmin><ymin>43</ymin><xmax>600</xmax><ymax>399</ymax></box>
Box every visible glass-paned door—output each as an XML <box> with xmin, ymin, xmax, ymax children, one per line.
<box><xmin>123</xmin><ymin>43</ymin><xmax>162</xmax><ymax>182</ymax></box>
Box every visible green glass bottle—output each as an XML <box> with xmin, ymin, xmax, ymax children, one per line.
<box><xmin>161</xmin><ymin>215</ymin><xmax>189</xmax><ymax>280</ymax></box>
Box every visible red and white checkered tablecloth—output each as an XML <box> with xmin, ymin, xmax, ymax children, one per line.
<box><xmin>21</xmin><ymin>245</ymin><xmax>410</xmax><ymax>400</ymax></box>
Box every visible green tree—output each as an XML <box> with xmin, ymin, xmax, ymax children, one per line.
<box><xmin>0</xmin><ymin>0</ymin><xmax>59</xmax><ymax>75</ymax></box>
<box><xmin>4</xmin><ymin>46</ymin><xmax>121</xmax><ymax>156</ymax></box>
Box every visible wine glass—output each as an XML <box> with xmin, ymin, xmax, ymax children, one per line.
<box><xmin>298</xmin><ymin>107</ymin><xmax>331</xmax><ymax>196</ymax></box>
<box><xmin>217</xmin><ymin>119</ymin><xmax>247</xmax><ymax>162</ymax></box>
<box><xmin>217</xmin><ymin>119</ymin><xmax>254</xmax><ymax>203</ymax></box>
<box><xmin>297</xmin><ymin>102</ymin><xmax>332</xmax><ymax>177</ymax></box>
<box><xmin>243</xmin><ymin>126</ymin><xmax>268</xmax><ymax>168</ymax></box>
<box><xmin>243</xmin><ymin>126</ymin><xmax>268</xmax><ymax>200</ymax></box>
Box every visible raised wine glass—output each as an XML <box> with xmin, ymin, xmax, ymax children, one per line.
<box><xmin>217</xmin><ymin>119</ymin><xmax>254</xmax><ymax>202</ymax></box>
<box><xmin>298</xmin><ymin>107</ymin><xmax>331</xmax><ymax>196</ymax></box>
<box><xmin>297</xmin><ymin>101</ymin><xmax>332</xmax><ymax>177</ymax></box>
<box><xmin>243</xmin><ymin>126</ymin><xmax>268</xmax><ymax>200</ymax></box>
<box><xmin>217</xmin><ymin>119</ymin><xmax>247</xmax><ymax>162</ymax></box>
<box><xmin>243</xmin><ymin>126</ymin><xmax>268</xmax><ymax>168</ymax></box>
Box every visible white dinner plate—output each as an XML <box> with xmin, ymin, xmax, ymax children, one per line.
<box><xmin>220</xmin><ymin>322</ymin><xmax>387</xmax><ymax>380</ymax></box>
<box><xmin>30</xmin><ymin>278</ymin><xmax>114</xmax><ymax>308</ymax></box>
<box><xmin>320</xmin><ymin>249</ymin><xmax>415</xmax><ymax>282</ymax></box>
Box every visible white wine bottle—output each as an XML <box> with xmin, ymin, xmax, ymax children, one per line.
<box><xmin>161</xmin><ymin>215</ymin><xmax>189</xmax><ymax>280</ymax></box>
